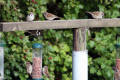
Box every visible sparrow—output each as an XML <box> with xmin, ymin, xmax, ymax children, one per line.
<box><xmin>26</xmin><ymin>12</ymin><xmax>35</xmax><ymax>21</ymax></box>
<box><xmin>42</xmin><ymin>66</ymin><xmax>50</xmax><ymax>78</ymax></box>
<box><xmin>114</xmin><ymin>68</ymin><xmax>120</xmax><ymax>80</ymax></box>
<box><xmin>25</xmin><ymin>30</ymin><xmax>41</xmax><ymax>36</ymax></box>
<box><xmin>43</xmin><ymin>12</ymin><xmax>60</xmax><ymax>20</ymax></box>
<box><xmin>24</xmin><ymin>30</ymin><xmax>41</xmax><ymax>41</ymax></box>
<box><xmin>112</xmin><ymin>65</ymin><xmax>120</xmax><ymax>80</ymax></box>
<box><xmin>86</xmin><ymin>11</ymin><xmax>104</xmax><ymax>19</ymax></box>
<box><xmin>26</xmin><ymin>62</ymin><xmax>32</xmax><ymax>76</ymax></box>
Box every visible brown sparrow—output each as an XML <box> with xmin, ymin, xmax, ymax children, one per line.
<box><xmin>26</xmin><ymin>62</ymin><xmax>32</xmax><ymax>76</ymax></box>
<box><xmin>43</xmin><ymin>12</ymin><xmax>60</xmax><ymax>20</ymax></box>
<box><xmin>26</xmin><ymin>12</ymin><xmax>35</xmax><ymax>21</ymax></box>
<box><xmin>42</xmin><ymin>66</ymin><xmax>50</xmax><ymax>78</ymax></box>
<box><xmin>86</xmin><ymin>11</ymin><xmax>104</xmax><ymax>19</ymax></box>
<box><xmin>114</xmin><ymin>68</ymin><xmax>120</xmax><ymax>80</ymax></box>
<box><xmin>25</xmin><ymin>30</ymin><xmax>40</xmax><ymax>36</ymax></box>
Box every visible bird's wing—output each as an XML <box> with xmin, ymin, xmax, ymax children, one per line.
<box><xmin>86</xmin><ymin>11</ymin><xmax>99</xmax><ymax>16</ymax></box>
<box><xmin>86</xmin><ymin>12</ymin><xmax>92</xmax><ymax>15</ymax></box>
<box><xmin>47</xmin><ymin>12</ymin><xmax>59</xmax><ymax>18</ymax></box>
<box><xmin>92</xmin><ymin>11</ymin><xmax>100</xmax><ymax>16</ymax></box>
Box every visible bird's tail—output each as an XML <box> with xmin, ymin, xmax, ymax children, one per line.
<box><xmin>54</xmin><ymin>17</ymin><xmax>60</xmax><ymax>20</ymax></box>
<box><xmin>85</xmin><ymin>12</ymin><xmax>92</xmax><ymax>15</ymax></box>
<box><xmin>85</xmin><ymin>11</ymin><xmax>94</xmax><ymax>19</ymax></box>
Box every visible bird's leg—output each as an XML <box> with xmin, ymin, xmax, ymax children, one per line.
<box><xmin>97</xmin><ymin>18</ymin><xmax>102</xmax><ymax>21</ymax></box>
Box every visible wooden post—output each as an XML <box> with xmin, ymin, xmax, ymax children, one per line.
<box><xmin>73</xmin><ymin>28</ymin><xmax>86</xmax><ymax>51</ymax></box>
<box><xmin>73</xmin><ymin>28</ymin><xmax>88</xmax><ymax>80</ymax></box>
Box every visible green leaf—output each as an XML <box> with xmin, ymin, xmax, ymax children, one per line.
<box><xmin>97</xmin><ymin>70</ymin><xmax>102</xmax><ymax>76</ymax></box>
<box><xmin>90</xmin><ymin>67</ymin><xmax>96</xmax><ymax>74</ymax></box>
<box><xmin>89</xmin><ymin>41</ymin><xmax>95</xmax><ymax>48</ymax></box>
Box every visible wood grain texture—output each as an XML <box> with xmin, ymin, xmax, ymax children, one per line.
<box><xmin>73</xmin><ymin>28</ymin><xmax>86</xmax><ymax>51</ymax></box>
<box><xmin>0</xmin><ymin>18</ymin><xmax>120</xmax><ymax>31</ymax></box>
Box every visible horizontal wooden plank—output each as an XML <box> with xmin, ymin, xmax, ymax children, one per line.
<box><xmin>0</xmin><ymin>18</ymin><xmax>120</xmax><ymax>31</ymax></box>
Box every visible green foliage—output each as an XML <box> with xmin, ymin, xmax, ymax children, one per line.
<box><xmin>1</xmin><ymin>0</ymin><xmax>120</xmax><ymax>80</ymax></box>
<box><xmin>3</xmin><ymin>31</ymin><xmax>32</xmax><ymax>80</ymax></box>
<box><xmin>0</xmin><ymin>0</ymin><xmax>4</xmax><ymax>4</ymax></box>
<box><xmin>42</xmin><ymin>30</ymin><xmax>72</xmax><ymax>80</ymax></box>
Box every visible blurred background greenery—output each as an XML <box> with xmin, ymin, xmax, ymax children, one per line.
<box><xmin>0</xmin><ymin>0</ymin><xmax>120</xmax><ymax>80</ymax></box>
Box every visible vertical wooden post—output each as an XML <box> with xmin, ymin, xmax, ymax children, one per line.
<box><xmin>73</xmin><ymin>28</ymin><xmax>88</xmax><ymax>80</ymax></box>
<box><xmin>73</xmin><ymin>28</ymin><xmax>86</xmax><ymax>51</ymax></box>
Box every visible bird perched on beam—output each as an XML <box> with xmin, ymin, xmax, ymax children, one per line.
<box><xmin>25</xmin><ymin>12</ymin><xmax>41</xmax><ymax>40</ymax></box>
<box><xmin>43</xmin><ymin>66</ymin><xmax>50</xmax><ymax>78</ymax></box>
<box><xmin>86</xmin><ymin>11</ymin><xmax>104</xmax><ymax>19</ymax></box>
<box><xmin>43</xmin><ymin>12</ymin><xmax>60</xmax><ymax>20</ymax></box>
<box><xmin>85</xmin><ymin>11</ymin><xmax>104</xmax><ymax>36</ymax></box>
<box><xmin>26</xmin><ymin>12</ymin><xmax>35</xmax><ymax>21</ymax></box>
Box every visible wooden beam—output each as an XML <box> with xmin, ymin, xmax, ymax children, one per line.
<box><xmin>73</xmin><ymin>28</ymin><xmax>86</xmax><ymax>51</ymax></box>
<box><xmin>1</xmin><ymin>18</ymin><xmax>120</xmax><ymax>31</ymax></box>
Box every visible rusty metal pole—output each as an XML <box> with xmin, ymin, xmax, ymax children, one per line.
<box><xmin>72</xmin><ymin>28</ymin><xmax>88</xmax><ymax>80</ymax></box>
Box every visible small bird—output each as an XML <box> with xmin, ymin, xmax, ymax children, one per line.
<box><xmin>26</xmin><ymin>62</ymin><xmax>32</xmax><ymax>76</ymax></box>
<box><xmin>86</xmin><ymin>11</ymin><xmax>104</xmax><ymax>19</ymax></box>
<box><xmin>43</xmin><ymin>12</ymin><xmax>60</xmax><ymax>20</ymax></box>
<box><xmin>113</xmin><ymin>65</ymin><xmax>120</xmax><ymax>80</ymax></box>
<box><xmin>25</xmin><ymin>30</ymin><xmax>41</xmax><ymax>36</ymax></box>
<box><xmin>43</xmin><ymin>66</ymin><xmax>50</xmax><ymax>78</ymax></box>
<box><xmin>25</xmin><ymin>12</ymin><xmax>40</xmax><ymax>40</ymax></box>
<box><xmin>114</xmin><ymin>68</ymin><xmax>120</xmax><ymax>80</ymax></box>
<box><xmin>26</xmin><ymin>12</ymin><xmax>35</xmax><ymax>21</ymax></box>
<box><xmin>24</xmin><ymin>30</ymin><xmax>41</xmax><ymax>41</ymax></box>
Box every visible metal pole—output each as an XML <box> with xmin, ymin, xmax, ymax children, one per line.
<box><xmin>0</xmin><ymin>47</ymin><xmax>4</xmax><ymax>80</ymax></box>
<box><xmin>72</xmin><ymin>28</ymin><xmax>88</xmax><ymax>80</ymax></box>
<box><xmin>0</xmin><ymin>33</ymin><xmax>4</xmax><ymax>80</ymax></box>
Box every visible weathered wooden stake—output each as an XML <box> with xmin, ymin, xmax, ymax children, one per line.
<box><xmin>73</xmin><ymin>28</ymin><xmax>86</xmax><ymax>51</ymax></box>
<box><xmin>73</xmin><ymin>28</ymin><xmax>88</xmax><ymax>80</ymax></box>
